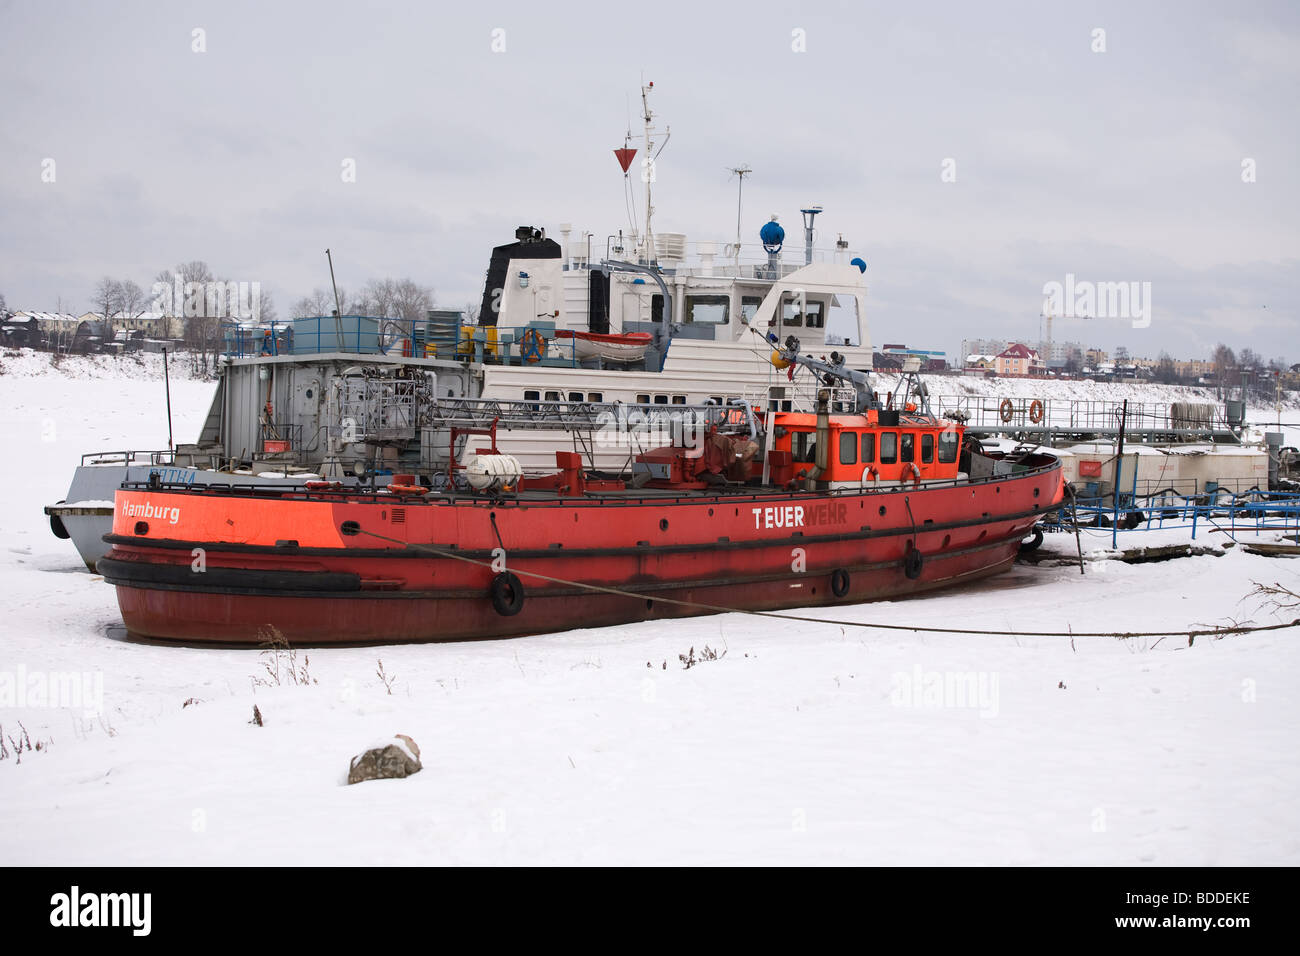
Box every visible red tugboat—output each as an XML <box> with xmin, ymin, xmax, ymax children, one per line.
<box><xmin>100</xmin><ymin>340</ymin><xmax>1065</xmax><ymax>644</ymax></box>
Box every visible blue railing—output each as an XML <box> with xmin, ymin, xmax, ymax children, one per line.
<box><xmin>1049</xmin><ymin>490</ymin><xmax>1300</xmax><ymax>542</ymax></box>
<box><xmin>221</xmin><ymin>316</ymin><xmax>639</xmax><ymax>368</ymax></box>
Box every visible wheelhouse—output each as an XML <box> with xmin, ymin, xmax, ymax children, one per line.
<box><xmin>771</xmin><ymin>411</ymin><xmax>964</xmax><ymax>486</ymax></box>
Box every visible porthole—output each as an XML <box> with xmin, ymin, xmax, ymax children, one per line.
<box><xmin>878</xmin><ymin>506</ymin><xmax>887</xmax><ymax>516</ymax></box>
<box><xmin>659</xmin><ymin>518</ymin><xmax>669</xmax><ymax>531</ymax></box>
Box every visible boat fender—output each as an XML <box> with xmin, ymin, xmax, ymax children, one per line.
<box><xmin>904</xmin><ymin>547</ymin><xmax>924</xmax><ymax>580</ymax></box>
<box><xmin>1019</xmin><ymin>527</ymin><xmax>1044</xmax><ymax>553</ymax></box>
<box><xmin>490</xmin><ymin>571</ymin><xmax>525</xmax><ymax>616</ymax></box>
<box><xmin>1125</xmin><ymin>510</ymin><xmax>1145</xmax><ymax>530</ymax></box>
<box><xmin>1028</xmin><ymin>400</ymin><xmax>1044</xmax><ymax>424</ymax></box>
<box><xmin>830</xmin><ymin>568</ymin><xmax>851</xmax><ymax>598</ymax></box>
<box><xmin>999</xmin><ymin>398</ymin><xmax>1014</xmax><ymax>423</ymax></box>
<box><xmin>50</xmin><ymin>501</ymin><xmax>70</xmax><ymax>540</ymax></box>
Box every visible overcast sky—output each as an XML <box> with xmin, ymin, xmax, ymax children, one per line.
<box><xmin>1</xmin><ymin>0</ymin><xmax>1296</xmax><ymax>362</ymax></box>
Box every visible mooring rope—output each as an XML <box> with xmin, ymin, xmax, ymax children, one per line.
<box><xmin>353</xmin><ymin>527</ymin><xmax>1297</xmax><ymax>640</ymax></box>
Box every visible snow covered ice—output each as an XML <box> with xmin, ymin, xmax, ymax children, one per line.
<box><xmin>0</xmin><ymin>350</ymin><xmax>1297</xmax><ymax>865</ymax></box>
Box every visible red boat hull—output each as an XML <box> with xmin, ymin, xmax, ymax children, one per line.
<box><xmin>102</xmin><ymin>463</ymin><xmax>1063</xmax><ymax>645</ymax></box>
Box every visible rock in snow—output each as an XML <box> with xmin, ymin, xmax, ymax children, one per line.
<box><xmin>347</xmin><ymin>735</ymin><xmax>422</xmax><ymax>785</ymax></box>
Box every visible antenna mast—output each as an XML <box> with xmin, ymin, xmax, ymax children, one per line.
<box><xmin>640</xmin><ymin>80</ymin><xmax>668</xmax><ymax>266</ymax></box>
<box><xmin>727</xmin><ymin>164</ymin><xmax>752</xmax><ymax>260</ymax></box>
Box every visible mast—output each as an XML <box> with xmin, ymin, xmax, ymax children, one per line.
<box><xmin>641</xmin><ymin>81</ymin><xmax>655</xmax><ymax>265</ymax></box>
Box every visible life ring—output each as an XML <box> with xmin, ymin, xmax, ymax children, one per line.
<box><xmin>859</xmin><ymin>465</ymin><xmax>879</xmax><ymax>489</ymax></box>
<box><xmin>386</xmin><ymin>483</ymin><xmax>427</xmax><ymax>496</ymax></box>
<box><xmin>901</xmin><ymin>461</ymin><xmax>922</xmax><ymax>487</ymax></box>
<box><xmin>490</xmin><ymin>571</ymin><xmax>525</xmax><ymax>616</ymax></box>
<box><xmin>520</xmin><ymin>329</ymin><xmax>547</xmax><ymax>364</ymax></box>
<box><xmin>904</xmin><ymin>547</ymin><xmax>924</xmax><ymax>580</ymax></box>
<box><xmin>999</xmin><ymin>398</ymin><xmax>1014</xmax><ymax>423</ymax></box>
<box><xmin>1028</xmin><ymin>400</ymin><xmax>1044</xmax><ymax>424</ymax></box>
<box><xmin>830</xmin><ymin>568</ymin><xmax>851</xmax><ymax>598</ymax></box>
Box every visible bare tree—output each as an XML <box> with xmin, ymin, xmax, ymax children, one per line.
<box><xmin>1212</xmin><ymin>343</ymin><xmax>1236</xmax><ymax>384</ymax></box>
<box><xmin>258</xmin><ymin>289</ymin><xmax>277</xmax><ymax>324</ymax></box>
<box><xmin>464</xmin><ymin>300</ymin><xmax>481</xmax><ymax>324</ymax></box>
<box><xmin>93</xmin><ymin>277</ymin><xmax>123</xmax><ymax>344</ymax></box>
<box><xmin>0</xmin><ymin>290</ymin><xmax>7</xmax><ymax>317</ymax></box>
<box><xmin>118</xmin><ymin>279</ymin><xmax>145</xmax><ymax>317</ymax></box>
<box><xmin>1156</xmin><ymin>351</ymin><xmax>1178</xmax><ymax>385</ymax></box>
<box><xmin>393</xmin><ymin>278</ymin><xmax>434</xmax><ymax>322</ymax></box>
<box><xmin>362</xmin><ymin>278</ymin><xmax>398</xmax><ymax>318</ymax></box>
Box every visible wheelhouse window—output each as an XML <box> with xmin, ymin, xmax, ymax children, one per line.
<box><xmin>921</xmin><ymin>434</ymin><xmax>934</xmax><ymax>463</ymax></box>
<box><xmin>839</xmin><ymin>432</ymin><xmax>857</xmax><ymax>465</ymax></box>
<box><xmin>938</xmin><ymin>430</ymin><xmax>959</xmax><ymax>463</ymax></box>
<box><xmin>636</xmin><ymin>393</ymin><xmax>651</xmax><ymax>404</ymax></box>
<box><xmin>803</xmin><ymin>300</ymin><xmax>825</xmax><ymax>329</ymax></box>
<box><xmin>880</xmin><ymin>432</ymin><xmax>898</xmax><ymax>464</ymax></box>
<box><xmin>524</xmin><ymin>390</ymin><xmax>539</xmax><ymax>401</ymax></box>
<box><xmin>778</xmin><ymin>295</ymin><xmax>825</xmax><ymax>329</ymax></box>
<box><xmin>654</xmin><ymin>395</ymin><xmax>669</xmax><ymax>405</ymax></box>
<box><xmin>568</xmin><ymin>391</ymin><xmax>584</xmax><ymax>402</ymax></box>
<box><xmin>588</xmin><ymin>392</ymin><xmax>603</xmax><ymax>403</ymax></box>
<box><xmin>780</xmin><ymin>295</ymin><xmax>803</xmax><ymax>328</ymax></box>
<box><xmin>545</xmin><ymin>390</ymin><xmax>561</xmax><ymax>402</ymax></box>
<box><xmin>900</xmin><ymin>433</ymin><xmax>914</xmax><ymax>463</ymax></box>
<box><xmin>685</xmin><ymin>294</ymin><xmax>729</xmax><ymax>324</ymax></box>
<box><xmin>791</xmin><ymin>431</ymin><xmax>816</xmax><ymax>463</ymax></box>
<box><xmin>740</xmin><ymin>295</ymin><xmax>763</xmax><ymax>325</ymax></box>
<box><xmin>861</xmin><ymin>433</ymin><xmax>875</xmax><ymax>463</ymax></box>
<box><xmin>671</xmin><ymin>395</ymin><xmax>686</xmax><ymax>405</ymax></box>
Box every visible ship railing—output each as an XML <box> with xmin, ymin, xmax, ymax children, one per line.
<box><xmin>415</xmin><ymin>397</ymin><xmax>755</xmax><ymax>433</ymax></box>
<box><xmin>933</xmin><ymin>395</ymin><xmax>1234</xmax><ymax>434</ymax></box>
<box><xmin>80</xmin><ymin>449</ymin><xmax>178</xmax><ymax>467</ymax></box>
<box><xmin>749</xmin><ymin>383</ymin><xmax>860</xmax><ymax>414</ymax></box>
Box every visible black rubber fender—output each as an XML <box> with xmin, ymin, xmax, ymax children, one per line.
<box><xmin>904</xmin><ymin>548</ymin><xmax>924</xmax><ymax>580</ymax></box>
<box><xmin>49</xmin><ymin>501</ymin><xmax>70</xmax><ymax>540</ymax></box>
<box><xmin>1019</xmin><ymin>527</ymin><xmax>1044</xmax><ymax>553</ymax></box>
<box><xmin>1125</xmin><ymin>510</ymin><xmax>1145</xmax><ymax>530</ymax></box>
<box><xmin>830</xmin><ymin>568</ymin><xmax>850</xmax><ymax>598</ymax></box>
<box><xmin>489</xmin><ymin>571</ymin><xmax>525</xmax><ymax>616</ymax></box>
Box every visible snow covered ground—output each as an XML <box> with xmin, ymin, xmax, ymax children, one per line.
<box><xmin>1</xmin><ymin>350</ymin><xmax>1297</xmax><ymax>865</ymax></box>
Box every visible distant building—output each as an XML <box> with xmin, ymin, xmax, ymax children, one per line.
<box><xmin>879</xmin><ymin>344</ymin><xmax>947</xmax><ymax>372</ymax></box>
<box><xmin>994</xmin><ymin>343</ymin><xmax>1045</xmax><ymax>377</ymax></box>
